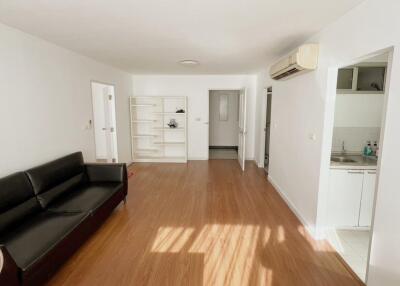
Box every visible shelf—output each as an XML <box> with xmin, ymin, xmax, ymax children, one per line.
<box><xmin>132</xmin><ymin>134</ymin><xmax>158</xmax><ymax>138</ymax></box>
<box><xmin>134</xmin><ymin>148</ymin><xmax>159</xmax><ymax>152</ymax></box>
<box><xmin>131</xmin><ymin>96</ymin><xmax>184</xmax><ymax>99</ymax></box>
<box><xmin>154</xmin><ymin>142</ymin><xmax>186</xmax><ymax>145</ymax></box>
<box><xmin>133</xmin><ymin>156</ymin><xmax>187</xmax><ymax>163</ymax></box>
<box><xmin>131</xmin><ymin>104</ymin><xmax>157</xmax><ymax>107</ymax></box>
<box><xmin>153</xmin><ymin>112</ymin><xmax>186</xmax><ymax>115</ymax></box>
<box><xmin>153</xmin><ymin>127</ymin><xmax>184</xmax><ymax>130</ymax></box>
<box><xmin>134</xmin><ymin>149</ymin><xmax>160</xmax><ymax>156</ymax></box>
<box><xmin>131</xmin><ymin>120</ymin><xmax>158</xmax><ymax>123</ymax></box>
<box><xmin>337</xmin><ymin>90</ymin><xmax>385</xmax><ymax>95</ymax></box>
<box><xmin>130</xmin><ymin>96</ymin><xmax>187</xmax><ymax>163</ymax></box>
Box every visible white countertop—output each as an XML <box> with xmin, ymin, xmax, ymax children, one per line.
<box><xmin>330</xmin><ymin>154</ymin><xmax>378</xmax><ymax>170</ymax></box>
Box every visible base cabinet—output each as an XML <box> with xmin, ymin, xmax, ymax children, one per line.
<box><xmin>359</xmin><ymin>171</ymin><xmax>377</xmax><ymax>226</ymax></box>
<box><xmin>328</xmin><ymin>169</ymin><xmax>376</xmax><ymax>228</ymax></box>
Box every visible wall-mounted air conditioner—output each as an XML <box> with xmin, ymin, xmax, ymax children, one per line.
<box><xmin>269</xmin><ymin>44</ymin><xmax>319</xmax><ymax>80</ymax></box>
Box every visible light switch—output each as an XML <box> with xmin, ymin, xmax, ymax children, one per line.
<box><xmin>309</xmin><ymin>133</ymin><xmax>317</xmax><ymax>141</ymax></box>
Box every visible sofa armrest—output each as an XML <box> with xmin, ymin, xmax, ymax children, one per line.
<box><xmin>0</xmin><ymin>245</ymin><xmax>19</xmax><ymax>286</ymax></box>
<box><xmin>85</xmin><ymin>163</ymin><xmax>127</xmax><ymax>182</ymax></box>
<box><xmin>85</xmin><ymin>163</ymin><xmax>128</xmax><ymax>196</ymax></box>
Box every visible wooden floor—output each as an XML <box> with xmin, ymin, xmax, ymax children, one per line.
<box><xmin>48</xmin><ymin>160</ymin><xmax>364</xmax><ymax>286</ymax></box>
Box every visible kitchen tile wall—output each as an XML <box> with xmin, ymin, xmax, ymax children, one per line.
<box><xmin>332</xmin><ymin>127</ymin><xmax>381</xmax><ymax>153</ymax></box>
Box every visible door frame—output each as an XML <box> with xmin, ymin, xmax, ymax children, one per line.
<box><xmin>317</xmin><ymin>47</ymin><xmax>394</xmax><ymax>283</ymax></box>
<box><xmin>238</xmin><ymin>88</ymin><xmax>247</xmax><ymax>171</ymax></box>
<box><xmin>206</xmin><ymin>88</ymin><xmax>243</xmax><ymax>161</ymax></box>
<box><xmin>258</xmin><ymin>86</ymin><xmax>272</xmax><ymax>170</ymax></box>
<box><xmin>90</xmin><ymin>80</ymin><xmax>119</xmax><ymax>163</ymax></box>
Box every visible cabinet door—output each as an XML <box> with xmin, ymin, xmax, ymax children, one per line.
<box><xmin>357</xmin><ymin>67</ymin><xmax>386</xmax><ymax>92</ymax></box>
<box><xmin>337</xmin><ymin>68</ymin><xmax>354</xmax><ymax>90</ymax></box>
<box><xmin>328</xmin><ymin>169</ymin><xmax>364</xmax><ymax>227</ymax></box>
<box><xmin>359</xmin><ymin>171</ymin><xmax>377</xmax><ymax>227</ymax></box>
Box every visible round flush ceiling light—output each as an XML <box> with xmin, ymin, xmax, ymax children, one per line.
<box><xmin>179</xmin><ymin>60</ymin><xmax>199</xmax><ymax>66</ymax></box>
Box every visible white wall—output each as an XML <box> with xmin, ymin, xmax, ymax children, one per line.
<box><xmin>132</xmin><ymin>75</ymin><xmax>257</xmax><ymax>160</ymax></box>
<box><xmin>332</xmin><ymin>93</ymin><xmax>384</xmax><ymax>152</ymax></box>
<box><xmin>209</xmin><ymin>90</ymin><xmax>239</xmax><ymax>147</ymax></box>
<box><xmin>0</xmin><ymin>23</ymin><xmax>133</xmax><ymax>176</ymax></box>
<box><xmin>334</xmin><ymin>94</ymin><xmax>384</xmax><ymax>128</ymax></box>
<box><xmin>254</xmin><ymin>0</ymin><xmax>400</xmax><ymax>285</ymax></box>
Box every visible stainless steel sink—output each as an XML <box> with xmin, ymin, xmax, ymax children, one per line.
<box><xmin>331</xmin><ymin>156</ymin><xmax>357</xmax><ymax>163</ymax></box>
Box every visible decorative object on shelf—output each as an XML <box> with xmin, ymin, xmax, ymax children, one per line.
<box><xmin>176</xmin><ymin>109</ymin><xmax>185</xmax><ymax>113</ymax></box>
<box><xmin>370</xmin><ymin>82</ymin><xmax>382</xmax><ymax>91</ymax></box>
<box><xmin>167</xmin><ymin>119</ymin><xmax>178</xmax><ymax>128</ymax></box>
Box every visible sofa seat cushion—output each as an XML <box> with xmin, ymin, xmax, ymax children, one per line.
<box><xmin>0</xmin><ymin>211</ymin><xmax>88</xmax><ymax>271</ymax></box>
<box><xmin>48</xmin><ymin>182</ymin><xmax>123</xmax><ymax>213</ymax></box>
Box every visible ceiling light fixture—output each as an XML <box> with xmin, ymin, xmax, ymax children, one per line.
<box><xmin>179</xmin><ymin>60</ymin><xmax>199</xmax><ymax>66</ymax></box>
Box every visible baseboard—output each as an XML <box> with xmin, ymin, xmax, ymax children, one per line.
<box><xmin>188</xmin><ymin>157</ymin><xmax>208</xmax><ymax>160</ymax></box>
<box><xmin>267</xmin><ymin>175</ymin><xmax>318</xmax><ymax>239</ymax></box>
<box><xmin>209</xmin><ymin>146</ymin><xmax>238</xmax><ymax>150</ymax></box>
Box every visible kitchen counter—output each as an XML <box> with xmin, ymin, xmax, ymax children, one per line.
<box><xmin>330</xmin><ymin>154</ymin><xmax>378</xmax><ymax>170</ymax></box>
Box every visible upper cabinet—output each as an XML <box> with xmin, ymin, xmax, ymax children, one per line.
<box><xmin>357</xmin><ymin>67</ymin><xmax>386</xmax><ymax>92</ymax></box>
<box><xmin>337</xmin><ymin>68</ymin><xmax>354</xmax><ymax>90</ymax></box>
<box><xmin>337</xmin><ymin>64</ymin><xmax>386</xmax><ymax>94</ymax></box>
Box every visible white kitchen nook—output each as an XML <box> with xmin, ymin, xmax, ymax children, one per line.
<box><xmin>323</xmin><ymin>52</ymin><xmax>388</xmax><ymax>282</ymax></box>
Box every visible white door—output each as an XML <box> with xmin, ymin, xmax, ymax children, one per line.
<box><xmin>91</xmin><ymin>83</ymin><xmax>118</xmax><ymax>163</ymax></box>
<box><xmin>102</xmin><ymin>87</ymin><xmax>114</xmax><ymax>162</ymax></box>
<box><xmin>328</xmin><ymin>169</ymin><xmax>364</xmax><ymax>227</ymax></box>
<box><xmin>238</xmin><ymin>88</ymin><xmax>247</xmax><ymax>171</ymax></box>
<box><xmin>359</xmin><ymin>170</ymin><xmax>377</xmax><ymax>227</ymax></box>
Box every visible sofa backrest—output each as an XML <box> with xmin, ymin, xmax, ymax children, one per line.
<box><xmin>25</xmin><ymin>152</ymin><xmax>86</xmax><ymax>208</ymax></box>
<box><xmin>0</xmin><ymin>172</ymin><xmax>41</xmax><ymax>234</ymax></box>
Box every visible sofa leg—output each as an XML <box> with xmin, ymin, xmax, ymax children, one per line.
<box><xmin>123</xmin><ymin>197</ymin><xmax>127</xmax><ymax>204</ymax></box>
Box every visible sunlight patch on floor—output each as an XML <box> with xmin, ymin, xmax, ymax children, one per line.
<box><xmin>189</xmin><ymin>224</ymin><xmax>260</xmax><ymax>286</ymax></box>
<box><xmin>262</xmin><ymin>227</ymin><xmax>271</xmax><ymax>246</ymax></box>
<box><xmin>277</xmin><ymin>225</ymin><xmax>285</xmax><ymax>243</ymax></box>
<box><xmin>150</xmin><ymin>224</ymin><xmax>271</xmax><ymax>285</ymax></box>
<box><xmin>151</xmin><ymin>227</ymin><xmax>195</xmax><ymax>253</ymax></box>
<box><xmin>256</xmin><ymin>264</ymin><xmax>273</xmax><ymax>286</ymax></box>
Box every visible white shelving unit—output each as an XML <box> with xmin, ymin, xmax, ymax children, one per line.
<box><xmin>130</xmin><ymin>96</ymin><xmax>187</xmax><ymax>163</ymax></box>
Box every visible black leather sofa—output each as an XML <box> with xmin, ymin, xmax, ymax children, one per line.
<box><xmin>0</xmin><ymin>152</ymin><xmax>127</xmax><ymax>285</ymax></box>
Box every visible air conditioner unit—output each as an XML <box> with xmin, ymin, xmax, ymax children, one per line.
<box><xmin>269</xmin><ymin>44</ymin><xmax>319</xmax><ymax>80</ymax></box>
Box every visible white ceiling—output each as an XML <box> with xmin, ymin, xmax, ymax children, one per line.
<box><xmin>0</xmin><ymin>0</ymin><xmax>364</xmax><ymax>74</ymax></box>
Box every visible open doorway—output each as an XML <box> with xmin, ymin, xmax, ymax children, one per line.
<box><xmin>208</xmin><ymin>90</ymin><xmax>240</xmax><ymax>160</ymax></box>
<box><xmin>323</xmin><ymin>51</ymin><xmax>391</xmax><ymax>282</ymax></box>
<box><xmin>91</xmin><ymin>81</ymin><xmax>118</xmax><ymax>163</ymax></box>
<box><xmin>264</xmin><ymin>87</ymin><xmax>272</xmax><ymax>173</ymax></box>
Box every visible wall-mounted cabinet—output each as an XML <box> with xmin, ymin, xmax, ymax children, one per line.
<box><xmin>337</xmin><ymin>64</ymin><xmax>386</xmax><ymax>94</ymax></box>
<box><xmin>337</xmin><ymin>68</ymin><xmax>354</xmax><ymax>90</ymax></box>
